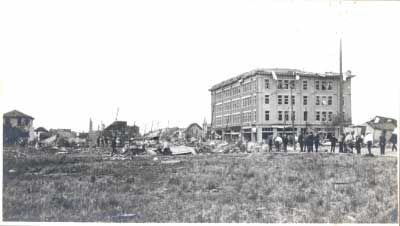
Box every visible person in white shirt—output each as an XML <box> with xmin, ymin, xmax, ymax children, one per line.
<box><xmin>364</xmin><ymin>132</ymin><xmax>373</xmax><ymax>155</ymax></box>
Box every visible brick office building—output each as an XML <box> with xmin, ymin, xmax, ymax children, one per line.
<box><xmin>209</xmin><ymin>68</ymin><xmax>353</xmax><ymax>142</ymax></box>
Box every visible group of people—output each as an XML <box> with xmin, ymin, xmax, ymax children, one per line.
<box><xmin>262</xmin><ymin>133</ymin><xmax>322</xmax><ymax>153</ymax></box>
<box><xmin>298</xmin><ymin>132</ymin><xmax>321</xmax><ymax>152</ymax></box>
<box><xmin>261</xmin><ymin>131</ymin><xmax>397</xmax><ymax>155</ymax></box>
<box><xmin>263</xmin><ymin>134</ymin><xmax>295</xmax><ymax>152</ymax></box>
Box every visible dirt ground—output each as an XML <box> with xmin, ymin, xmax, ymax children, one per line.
<box><xmin>2</xmin><ymin>148</ymin><xmax>398</xmax><ymax>223</ymax></box>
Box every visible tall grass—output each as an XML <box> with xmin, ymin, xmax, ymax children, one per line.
<box><xmin>2</xmin><ymin>150</ymin><xmax>398</xmax><ymax>223</ymax></box>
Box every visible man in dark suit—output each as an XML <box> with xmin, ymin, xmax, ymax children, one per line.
<box><xmin>298</xmin><ymin>133</ymin><xmax>304</xmax><ymax>152</ymax></box>
<box><xmin>330</xmin><ymin>135</ymin><xmax>337</xmax><ymax>153</ymax></box>
<box><xmin>379</xmin><ymin>133</ymin><xmax>386</xmax><ymax>155</ymax></box>
<box><xmin>314</xmin><ymin>133</ymin><xmax>320</xmax><ymax>152</ymax></box>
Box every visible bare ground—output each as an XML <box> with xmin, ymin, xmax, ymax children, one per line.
<box><xmin>2</xmin><ymin>148</ymin><xmax>398</xmax><ymax>223</ymax></box>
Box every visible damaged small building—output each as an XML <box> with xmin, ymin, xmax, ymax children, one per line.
<box><xmin>103</xmin><ymin>121</ymin><xmax>140</xmax><ymax>145</ymax></box>
<box><xmin>361</xmin><ymin>116</ymin><xmax>397</xmax><ymax>144</ymax></box>
<box><xmin>185</xmin><ymin>123</ymin><xmax>203</xmax><ymax>140</ymax></box>
<box><xmin>3</xmin><ymin>110</ymin><xmax>35</xmax><ymax>145</ymax></box>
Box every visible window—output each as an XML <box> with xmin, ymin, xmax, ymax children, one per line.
<box><xmin>252</xmin><ymin>96</ymin><xmax>257</xmax><ymax>106</ymax></box>
<box><xmin>278</xmin><ymin>80</ymin><xmax>283</xmax><ymax>89</ymax></box>
<box><xmin>254</xmin><ymin>111</ymin><xmax>257</xmax><ymax>122</ymax></box>
<box><xmin>284</xmin><ymin>95</ymin><xmax>289</xmax><ymax>104</ymax></box>
<box><xmin>303</xmin><ymin>96</ymin><xmax>308</xmax><ymax>105</ymax></box>
<box><xmin>316</xmin><ymin>111</ymin><xmax>320</xmax><ymax>121</ymax></box>
<box><xmin>291</xmin><ymin>95</ymin><xmax>295</xmax><ymax>105</ymax></box>
<box><xmin>290</xmin><ymin>80</ymin><xmax>295</xmax><ymax>89</ymax></box>
<box><xmin>328</xmin><ymin>96</ymin><xmax>332</xmax><ymax>105</ymax></box>
<box><xmin>265</xmin><ymin>95</ymin><xmax>269</xmax><ymax>104</ymax></box>
<box><xmin>265</xmin><ymin>79</ymin><xmax>269</xmax><ymax>89</ymax></box>
<box><xmin>321</xmin><ymin>81</ymin><xmax>326</xmax><ymax>90</ymax></box>
<box><xmin>322</xmin><ymin>96</ymin><xmax>327</xmax><ymax>105</ymax></box>
<box><xmin>284</xmin><ymin>111</ymin><xmax>289</xmax><ymax>121</ymax></box>
<box><xmin>316</xmin><ymin>96</ymin><xmax>320</xmax><ymax>105</ymax></box>
<box><xmin>303</xmin><ymin>80</ymin><xmax>308</xmax><ymax>90</ymax></box>
<box><xmin>291</xmin><ymin>111</ymin><xmax>295</xmax><ymax>121</ymax></box>
<box><xmin>265</xmin><ymin>111</ymin><xmax>270</xmax><ymax>121</ymax></box>
<box><xmin>284</xmin><ymin>80</ymin><xmax>289</xmax><ymax>89</ymax></box>
<box><xmin>322</xmin><ymin>112</ymin><xmax>327</xmax><ymax>121</ymax></box>
<box><xmin>327</xmin><ymin>81</ymin><xmax>333</xmax><ymax>90</ymax></box>
<box><xmin>315</xmin><ymin>81</ymin><xmax>320</xmax><ymax>90</ymax></box>
<box><xmin>328</xmin><ymin>112</ymin><xmax>333</xmax><ymax>121</ymax></box>
<box><xmin>17</xmin><ymin>118</ymin><xmax>21</xmax><ymax>126</ymax></box>
<box><xmin>304</xmin><ymin>111</ymin><xmax>308</xmax><ymax>121</ymax></box>
<box><xmin>278</xmin><ymin>111</ymin><xmax>283</xmax><ymax>121</ymax></box>
<box><xmin>278</xmin><ymin>95</ymin><xmax>282</xmax><ymax>105</ymax></box>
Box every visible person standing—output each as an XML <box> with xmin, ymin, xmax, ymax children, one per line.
<box><xmin>307</xmin><ymin>132</ymin><xmax>314</xmax><ymax>152</ymax></box>
<box><xmin>282</xmin><ymin>135</ymin><xmax>288</xmax><ymax>152</ymax></box>
<box><xmin>390</xmin><ymin>133</ymin><xmax>397</xmax><ymax>151</ymax></box>
<box><xmin>330</xmin><ymin>135</ymin><xmax>337</xmax><ymax>153</ymax></box>
<box><xmin>355</xmin><ymin>135</ymin><xmax>363</xmax><ymax>154</ymax></box>
<box><xmin>97</xmin><ymin>136</ymin><xmax>100</xmax><ymax>147</ymax></box>
<box><xmin>379</xmin><ymin>133</ymin><xmax>386</xmax><ymax>155</ymax></box>
<box><xmin>346</xmin><ymin>132</ymin><xmax>354</xmax><ymax>153</ymax></box>
<box><xmin>364</xmin><ymin>132</ymin><xmax>373</xmax><ymax>155</ymax></box>
<box><xmin>338</xmin><ymin>133</ymin><xmax>344</xmax><ymax>153</ymax></box>
<box><xmin>314</xmin><ymin>133</ymin><xmax>320</xmax><ymax>152</ymax></box>
<box><xmin>342</xmin><ymin>133</ymin><xmax>347</xmax><ymax>153</ymax></box>
<box><xmin>298</xmin><ymin>133</ymin><xmax>304</xmax><ymax>152</ymax></box>
<box><xmin>268</xmin><ymin>136</ymin><xmax>273</xmax><ymax>152</ymax></box>
<box><xmin>111</xmin><ymin>137</ymin><xmax>117</xmax><ymax>156</ymax></box>
<box><xmin>275</xmin><ymin>135</ymin><xmax>282</xmax><ymax>152</ymax></box>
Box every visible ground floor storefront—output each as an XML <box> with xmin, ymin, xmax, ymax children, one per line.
<box><xmin>214</xmin><ymin>125</ymin><xmax>339</xmax><ymax>143</ymax></box>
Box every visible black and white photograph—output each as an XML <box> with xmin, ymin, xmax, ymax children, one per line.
<box><xmin>0</xmin><ymin>0</ymin><xmax>399</xmax><ymax>224</ymax></box>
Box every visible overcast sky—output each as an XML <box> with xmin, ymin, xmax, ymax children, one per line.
<box><xmin>1</xmin><ymin>0</ymin><xmax>399</xmax><ymax>133</ymax></box>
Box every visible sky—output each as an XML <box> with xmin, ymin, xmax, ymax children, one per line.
<box><xmin>1</xmin><ymin>0</ymin><xmax>399</xmax><ymax>133</ymax></box>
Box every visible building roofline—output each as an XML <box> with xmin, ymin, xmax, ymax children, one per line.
<box><xmin>3</xmin><ymin>110</ymin><xmax>34</xmax><ymax>120</ymax></box>
<box><xmin>209</xmin><ymin>68</ymin><xmax>354</xmax><ymax>91</ymax></box>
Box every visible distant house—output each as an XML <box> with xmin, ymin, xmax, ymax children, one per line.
<box><xmin>361</xmin><ymin>116</ymin><xmax>397</xmax><ymax>144</ymax></box>
<box><xmin>185</xmin><ymin>123</ymin><xmax>203</xmax><ymax>140</ymax></box>
<box><xmin>34</xmin><ymin>127</ymin><xmax>51</xmax><ymax>141</ymax></box>
<box><xmin>3</xmin><ymin>110</ymin><xmax>35</xmax><ymax>145</ymax></box>
<box><xmin>103</xmin><ymin>121</ymin><xmax>140</xmax><ymax>145</ymax></box>
<box><xmin>49</xmin><ymin>129</ymin><xmax>76</xmax><ymax>139</ymax></box>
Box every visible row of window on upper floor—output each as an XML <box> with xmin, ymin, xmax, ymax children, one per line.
<box><xmin>266</xmin><ymin>79</ymin><xmax>334</xmax><ymax>90</ymax></box>
<box><xmin>264</xmin><ymin>110</ymin><xmax>334</xmax><ymax>122</ymax></box>
<box><xmin>215</xmin><ymin>81</ymin><xmax>257</xmax><ymax>100</ymax></box>
<box><xmin>214</xmin><ymin>96</ymin><xmax>257</xmax><ymax>114</ymax></box>
<box><xmin>265</xmin><ymin>95</ymin><xmax>333</xmax><ymax>106</ymax></box>
<box><xmin>214</xmin><ymin>111</ymin><xmax>256</xmax><ymax>126</ymax></box>
<box><xmin>214</xmin><ymin>78</ymin><xmax>336</xmax><ymax>101</ymax></box>
<box><xmin>215</xmin><ymin>94</ymin><xmax>334</xmax><ymax>116</ymax></box>
<box><xmin>214</xmin><ymin>110</ymin><xmax>335</xmax><ymax>126</ymax></box>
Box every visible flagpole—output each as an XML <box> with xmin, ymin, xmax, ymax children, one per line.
<box><xmin>339</xmin><ymin>39</ymin><xmax>344</xmax><ymax>135</ymax></box>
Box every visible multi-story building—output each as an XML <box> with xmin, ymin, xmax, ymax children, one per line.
<box><xmin>209</xmin><ymin>68</ymin><xmax>353</xmax><ymax>142</ymax></box>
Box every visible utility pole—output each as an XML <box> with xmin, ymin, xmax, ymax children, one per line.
<box><xmin>339</xmin><ymin>39</ymin><xmax>344</xmax><ymax>135</ymax></box>
<box><xmin>115</xmin><ymin>107</ymin><xmax>119</xmax><ymax>121</ymax></box>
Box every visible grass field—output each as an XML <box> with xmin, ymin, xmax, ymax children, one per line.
<box><xmin>2</xmin><ymin>148</ymin><xmax>398</xmax><ymax>223</ymax></box>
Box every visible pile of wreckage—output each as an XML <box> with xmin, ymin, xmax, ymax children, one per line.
<box><xmin>119</xmin><ymin>137</ymin><xmax>263</xmax><ymax>158</ymax></box>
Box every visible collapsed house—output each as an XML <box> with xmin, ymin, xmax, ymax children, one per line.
<box><xmin>361</xmin><ymin>116</ymin><xmax>397</xmax><ymax>144</ymax></box>
<box><xmin>3</xmin><ymin>110</ymin><xmax>35</xmax><ymax>145</ymax></box>
<box><xmin>143</xmin><ymin>127</ymin><xmax>184</xmax><ymax>141</ymax></box>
